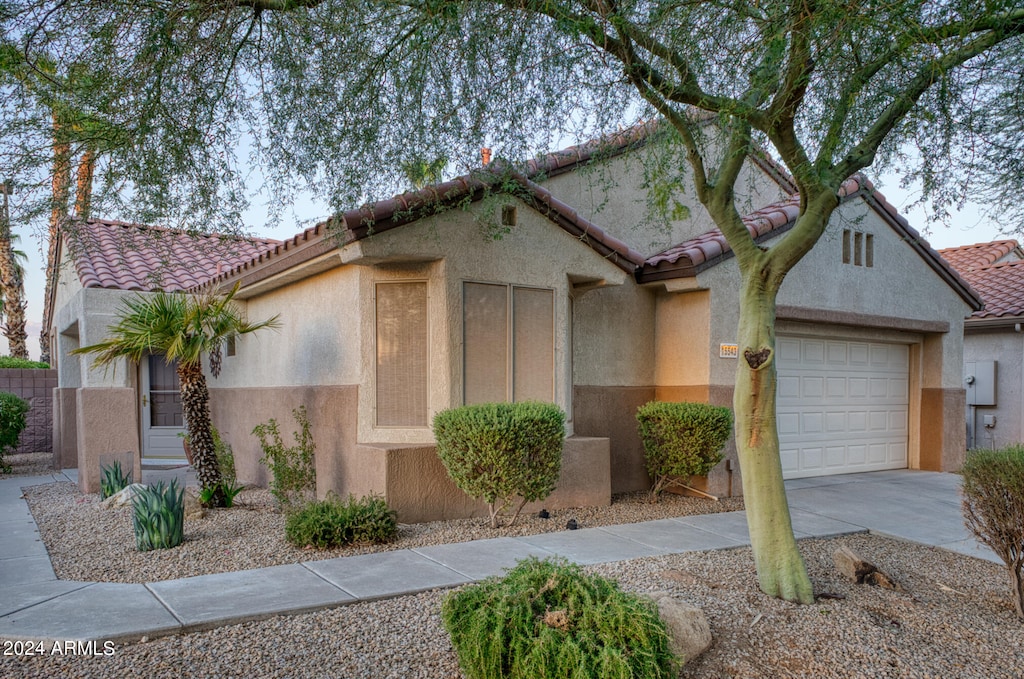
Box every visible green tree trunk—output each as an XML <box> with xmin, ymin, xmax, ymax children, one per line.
<box><xmin>734</xmin><ymin>275</ymin><xmax>814</xmax><ymax>604</ymax></box>
<box><xmin>178</xmin><ymin>360</ymin><xmax>225</xmax><ymax>507</ymax></box>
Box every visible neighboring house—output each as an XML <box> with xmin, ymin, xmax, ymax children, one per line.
<box><xmin>939</xmin><ymin>240</ymin><xmax>1024</xmax><ymax>449</ymax></box>
<box><xmin>49</xmin><ymin>126</ymin><xmax>980</xmax><ymax>521</ymax></box>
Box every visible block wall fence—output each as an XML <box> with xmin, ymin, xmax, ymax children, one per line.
<box><xmin>0</xmin><ymin>368</ymin><xmax>57</xmax><ymax>454</ymax></box>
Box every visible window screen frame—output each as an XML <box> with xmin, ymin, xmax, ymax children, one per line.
<box><xmin>462</xmin><ymin>280</ymin><xmax>556</xmax><ymax>405</ymax></box>
<box><xmin>374</xmin><ymin>280</ymin><xmax>430</xmax><ymax>428</ymax></box>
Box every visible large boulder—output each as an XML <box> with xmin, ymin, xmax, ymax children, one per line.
<box><xmin>99</xmin><ymin>483</ymin><xmax>146</xmax><ymax>509</ymax></box>
<box><xmin>833</xmin><ymin>545</ymin><xmax>901</xmax><ymax>590</ymax></box>
<box><xmin>183</xmin><ymin>487</ymin><xmax>206</xmax><ymax>521</ymax></box>
<box><xmin>645</xmin><ymin>591</ymin><xmax>712</xmax><ymax>665</ymax></box>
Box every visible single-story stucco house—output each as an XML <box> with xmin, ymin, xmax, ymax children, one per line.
<box><xmin>939</xmin><ymin>240</ymin><xmax>1024</xmax><ymax>449</ymax></box>
<box><xmin>48</xmin><ymin>125</ymin><xmax>980</xmax><ymax>521</ymax></box>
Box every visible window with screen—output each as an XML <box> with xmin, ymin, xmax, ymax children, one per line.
<box><xmin>375</xmin><ymin>281</ymin><xmax>428</xmax><ymax>426</ymax></box>
<box><xmin>463</xmin><ymin>282</ymin><xmax>554</xmax><ymax>404</ymax></box>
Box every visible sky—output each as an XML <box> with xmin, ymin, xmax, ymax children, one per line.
<box><xmin>12</xmin><ymin>166</ymin><xmax>1012</xmax><ymax>362</ymax></box>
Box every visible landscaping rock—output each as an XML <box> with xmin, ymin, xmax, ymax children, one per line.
<box><xmin>645</xmin><ymin>591</ymin><xmax>712</xmax><ymax>665</ymax></box>
<box><xmin>184</xmin><ymin>488</ymin><xmax>206</xmax><ymax>521</ymax></box>
<box><xmin>99</xmin><ymin>483</ymin><xmax>146</xmax><ymax>509</ymax></box>
<box><xmin>834</xmin><ymin>545</ymin><xmax>901</xmax><ymax>590</ymax></box>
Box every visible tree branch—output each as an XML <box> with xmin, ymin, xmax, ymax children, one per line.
<box><xmin>834</xmin><ymin>18</ymin><xmax>1024</xmax><ymax>181</ymax></box>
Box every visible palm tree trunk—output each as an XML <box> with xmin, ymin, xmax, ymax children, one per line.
<box><xmin>40</xmin><ymin>115</ymin><xmax>72</xmax><ymax>365</ymax></box>
<box><xmin>177</xmin><ymin>359</ymin><xmax>226</xmax><ymax>507</ymax></box>
<box><xmin>734</xmin><ymin>275</ymin><xmax>814</xmax><ymax>604</ymax></box>
<box><xmin>0</xmin><ymin>184</ymin><xmax>27</xmax><ymax>359</ymax></box>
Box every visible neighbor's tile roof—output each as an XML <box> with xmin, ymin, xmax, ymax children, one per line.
<box><xmin>67</xmin><ymin>218</ymin><xmax>279</xmax><ymax>292</ymax></box>
<box><xmin>937</xmin><ymin>240</ymin><xmax>1022</xmax><ymax>272</ymax></box>
<box><xmin>939</xmin><ymin>241</ymin><xmax>1024</xmax><ymax>319</ymax></box>
<box><xmin>638</xmin><ymin>175</ymin><xmax>981</xmax><ymax>310</ymax></box>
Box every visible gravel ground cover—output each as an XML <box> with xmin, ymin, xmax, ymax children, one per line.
<box><xmin>0</xmin><ymin>452</ymin><xmax>54</xmax><ymax>479</ymax></box>
<box><xmin>3</xmin><ymin>533</ymin><xmax>1021</xmax><ymax>679</ymax></box>
<box><xmin>22</xmin><ymin>481</ymin><xmax>744</xmax><ymax>583</ymax></box>
<box><xmin>5</xmin><ymin>453</ymin><xmax>1022</xmax><ymax>677</ymax></box>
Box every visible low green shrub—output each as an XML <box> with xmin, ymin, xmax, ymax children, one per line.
<box><xmin>433</xmin><ymin>401</ymin><xmax>565</xmax><ymax>528</ymax></box>
<box><xmin>961</xmin><ymin>446</ymin><xmax>1024</xmax><ymax>620</ymax></box>
<box><xmin>442</xmin><ymin>557</ymin><xmax>678</xmax><ymax>679</ymax></box>
<box><xmin>253</xmin><ymin>406</ymin><xmax>316</xmax><ymax>511</ymax></box>
<box><xmin>636</xmin><ymin>401</ymin><xmax>732</xmax><ymax>498</ymax></box>
<box><xmin>100</xmin><ymin>460</ymin><xmax>132</xmax><ymax>499</ymax></box>
<box><xmin>284</xmin><ymin>494</ymin><xmax>397</xmax><ymax>548</ymax></box>
<box><xmin>132</xmin><ymin>480</ymin><xmax>185</xmax><ymax>551</ymax></box>
<box><xmin>0</xmin><ymin>356</ymin><xmax>49</xmax><ymax>369</ymax></box>
<box><xmin>0</xmin><ymin>391</ymin><xmax>29</xmax><ymax>473</ymax></box>
<box><xmin>212</xmin><ymin>427</ymin><xmax>237</xmax><ymax>488</ymax></box>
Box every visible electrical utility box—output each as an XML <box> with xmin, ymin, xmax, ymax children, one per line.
<box><xmin>965</xmin><ymin>360</ymin><xmax>997</xmax><ymax>406</ymax></box>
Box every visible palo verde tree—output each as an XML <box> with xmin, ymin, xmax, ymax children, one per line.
<box><xmin>74</xmin><ymin>285</ymin><xmax>279</xmax><ymax>507</ymax></box>
<box><xmin>6</xmin><ymin>1</ymin><xmax>1023</xmax><ymax>602</ymax></box>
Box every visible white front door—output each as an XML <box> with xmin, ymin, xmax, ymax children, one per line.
<box><xmin>140</xmin><ymin>354</ymin><xmax>187</xmax><ymax>460</ymax></box>
<box><xmin>776</xmin><ymin>336</ymin><xmax>909</xmax><ymax>479</ymax></box>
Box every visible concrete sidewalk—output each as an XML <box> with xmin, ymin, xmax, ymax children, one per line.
<box><xmin>0</xmin><ymin>469</ymin><xmax>995</xmax><ymax>644</ymax></box>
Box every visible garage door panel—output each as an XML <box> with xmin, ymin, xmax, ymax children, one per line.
<box><xmin>802</xmin><ymin>376</ymin><xmax>824</xmax><ymax>398</ymax></box>
<box><xmin>778</xmin><ymin>336</ymin><xmax>909</xmax><ymax>479</ymax></box>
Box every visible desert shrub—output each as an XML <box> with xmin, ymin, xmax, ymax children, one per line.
<box><xmin>636</xmin><ymin>401</ymin><xmax>732</xmax><ymax>497</ymax></box>
<box><xmin>285</xmin><ymin>494</ymin><xmax>397</xmax><ymax>548</ymax></box>
<box><xmin>961</xmin><ymin>446</ymin><xmax>1024</xmax><ymax>620</ymax></box>
<box><xmin>433</xmin><ymin>401</ymin><xmax>565</xmax><ymax>528</ymax></box>
<box><xmin>0</xmin><ymin>356</ymin><xmax>49</xmax><ymax>369</ymax></box>
<box><xmin>253</xmin><ymin>406</ymin><xmax>316</xmax><ymax>511</ymax></box>
<box><xmin>0</xmin><ymin>391</ymin><xmax>29</xmax><ymax>473</ymax></box>
<box><xmin>100</xmin><ymin>459</ymin><xmax>133</xmax><ymax>499</ymax></box>
<box><xmin>442</xmin><ymin>557</ymin><xmax>678</xmax><ymax>679</ymax></box>
<box><xmin>211</xmin><ymin>426</ymin><xmax>237</xmax><ymax>486</ymax></box>
<box><xmin>132</xmin><ymin>480</ymin><xmax>185</xmax><ymax>551</ymax></box>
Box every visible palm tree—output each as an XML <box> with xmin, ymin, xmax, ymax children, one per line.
<box><xmin>74</xmin><ymin>284</ymin><xmax>279</xmax><ymax>506</ymax></box>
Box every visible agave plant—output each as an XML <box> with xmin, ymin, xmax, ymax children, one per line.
<box><xmin>131</xmin><ymin>480</ymin><xmax>184</xmax><ymax>551</ymax></box>
<box><xmin>99</xmin><ymin>459</ymin><xmax>132</xmax><ymax>500</ymax></box>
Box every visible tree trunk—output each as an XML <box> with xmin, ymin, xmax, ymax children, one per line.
<box><xmin>0</xmin><ymin>187</ymin><xmax>27</xmax><ymax>360</ymax></box>
<box><xmin>1011</xmin><ymin>562</ymin><xmax>1024</xmax><ymax>621</ymax></box>
<box><xmin>40</xmin><ymin>116</ymin><xmax>72</xmax><ymax>365</ymax></box>
<box><xmin>177</xmin><ymin>359</ymin><xmax>226</xmax><ymax>507</ymax></box>
<box><xmin>734</xmin><ymin>275</ymin><xmax>814</xmax><ymax>604</ymax></box>
<box><xmin>74</xmin><ymin>148</ymin><xmax>95</xmax><ymax>219</ymax></box>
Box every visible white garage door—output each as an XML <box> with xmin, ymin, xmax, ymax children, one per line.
<box><xmin>777</xmin><ymin>336</ymin><xmax>909</xmax><ymax>479</ymax></box>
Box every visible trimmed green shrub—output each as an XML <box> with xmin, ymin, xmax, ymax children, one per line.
<box><xmin>253</xmin><ymin>406</ymin><xmax>316</xmax><ymax>511</ymax></box>
<box><xmin>961</xmin><ymin>446</ymin><xmax>1024</xmax><ymax>620</ymax></box>
<box><xmin>0</xmin><ymin>356</ymin><xmax>49</xmax><ymax>369</ymax></box>
<box><xmin>442</xmin><ymin>557</ymin><xmax>678</xmax><ymax>679</ymax></box>
<box><xmin>132</xmin><ymin>480</ymin><xmax>185</xmax><ymax>551</ymax></box>
<box><xmin>100</xmin><ymin>459</ymin><xmax>133</xmax><ymax>499</ymax></box>
<box><xmin>285</xmin><ymin>494</ymin><xmax>398</xmax><ymax>548</ymax></box>
<box><xmin>433</xmin><ymin>401</ymin><xmax>565</xmax><ymax>528</ymax></box>
<box><xmin>636</xmin><ymin>401</ymin><xmax>732</xmax><ymax>498</ymax></box>
<box><xmin>0</xmin><ymin>391</ymin><xmax>29</xmax><ymax>473</ymax></box>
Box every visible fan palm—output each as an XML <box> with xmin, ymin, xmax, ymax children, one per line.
<box><xmin>74</xmin><ymin>283</ymin><xmax>279</xmax><ymax>507</ymax></box>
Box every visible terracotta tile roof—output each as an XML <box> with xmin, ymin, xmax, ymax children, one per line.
<box><xmin>954</xmin><ymin>260</ymin><xmax>1024</xmax><ymax>319</ymax></box>
<box><xmin>66</xmin><ymin>218</ymin><xmax>279</xmax><ymax>292</ymax></box>
<box><xmin>937</xmin><ymin>240</ymin><xmax>1022</xmax><ymax>272</ymax></box>
<box><xmin>637</xmin><ymin>175</ymin><xmax>982</xmax><ymax>310</ymax></box>
<box><xmin>204</xmin><ymin>167</ymin><xmax>648</xmax><ymax>292</ymax></box>
<box><xmin>939</xmin><ymin>241</ymin><xmax>1024</xmax><ymax>319</ymax></box>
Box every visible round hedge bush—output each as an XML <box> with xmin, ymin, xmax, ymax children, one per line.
<box><xmin>442</xmin><ymin>557</ymin><xmax>678</xmax><ymax>679</ymax></box>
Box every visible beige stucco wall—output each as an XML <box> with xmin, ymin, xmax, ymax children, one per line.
<box><xmin>211</xmin><ymin>265</ymin><xmax>362</xmax><ymax>389</ymax></box>
<box><xmin>539</xmin><ymin>139</ymin><xmax>791</xmax><ymax>256</ymax></box>
<box><xmin>963</xmin><ymin>329</ymin><xmax>1024</xmax><ymax>449</ymax></box>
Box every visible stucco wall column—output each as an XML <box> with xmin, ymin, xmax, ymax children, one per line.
<box><xmin>74</xmin><ymin>387</ymin><xmax>140</xmax><ymax>494</ymax></box>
